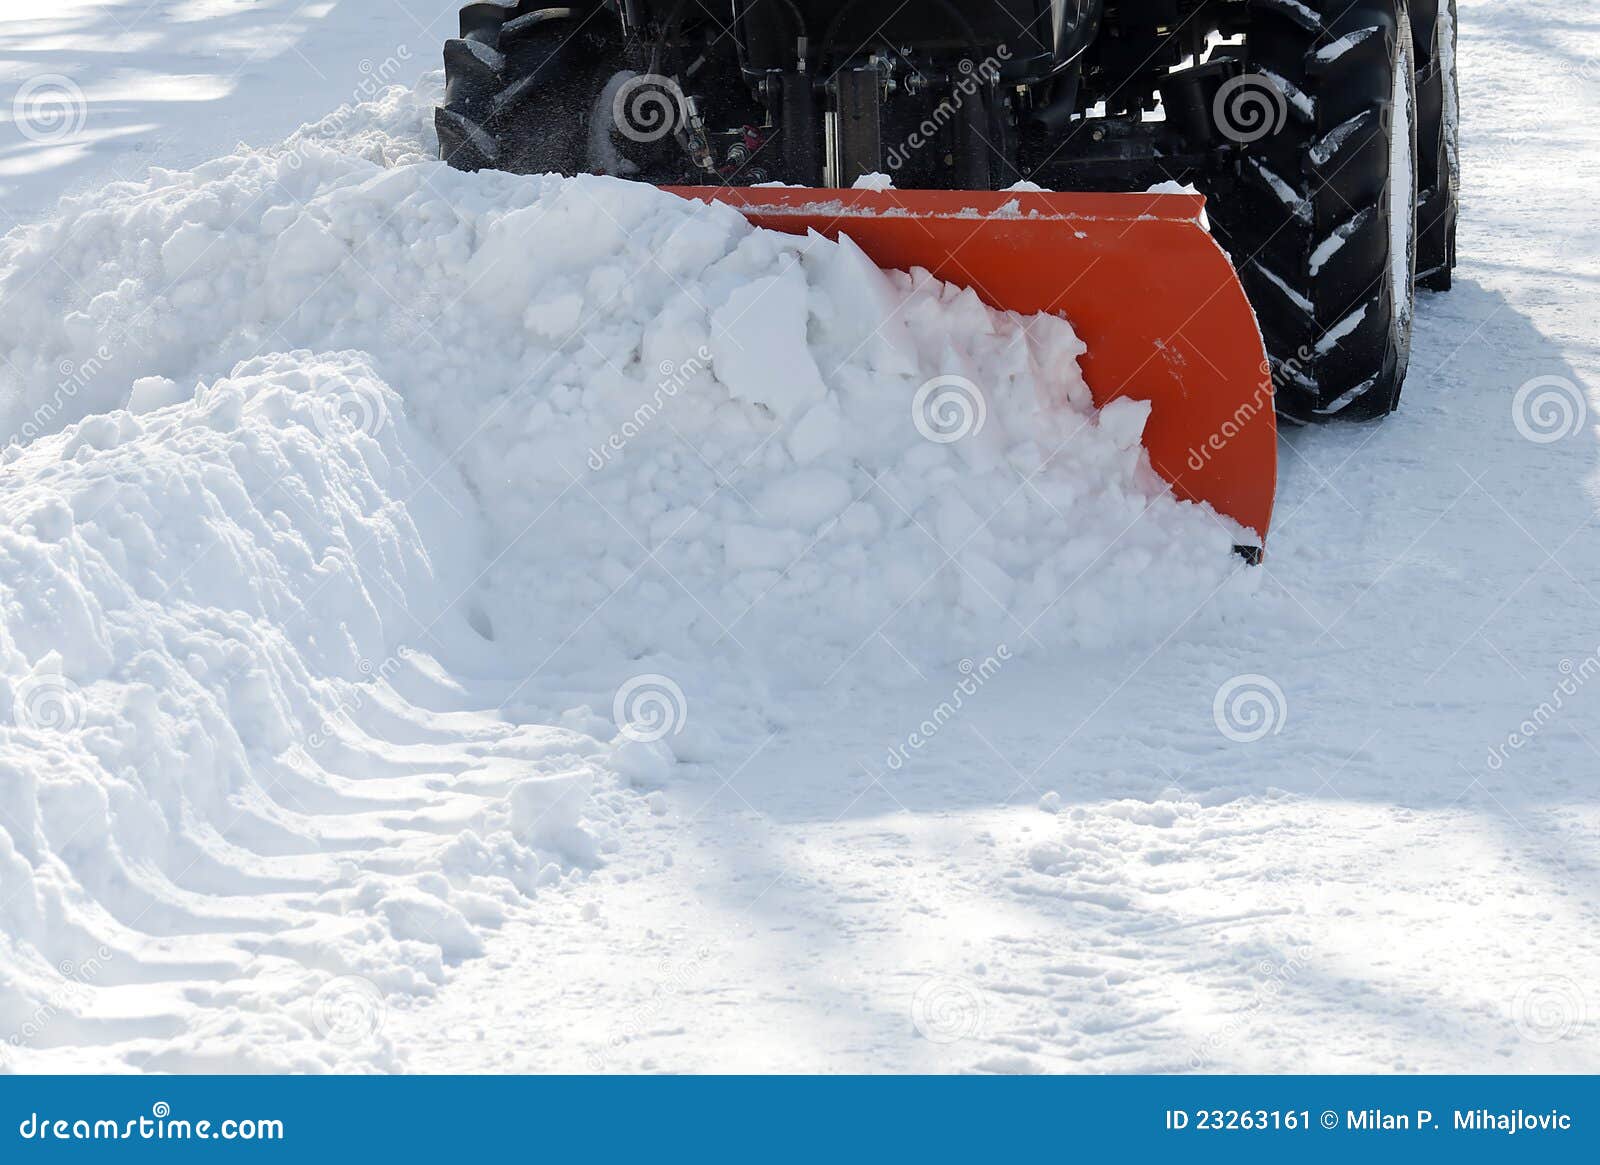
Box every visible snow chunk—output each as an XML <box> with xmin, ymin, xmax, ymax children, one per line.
<box><xmin>709</xmin><ymin>261</ymin><xmax>828</xmax><ymax>421</ymax></box>
<box><xmin>756</xmin><ymin>468</ymin><xmax>853</xmax><ymax>529</ymax></box>
<box><xmin>269</xmin><ymin>212</ymin><xmax>342</xmax><ymax>278</ymax></box>
<box><xmin>726</xmin><ymin>523</ymin><xmax>800</xmax><ymax>571</ymax></box>
<box><xmin>787</xmin><ymin>398</ymin><xmax>844</xmax><ymax>464</ymax></box>
<box><xmin>128</xmin><ymin>375</ymin><xmax>183</xmax><ymax>414</ymax></box>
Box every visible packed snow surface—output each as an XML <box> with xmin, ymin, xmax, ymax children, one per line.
<box><xmin>3</xmin><ymin>0</ymin><xmax>1599</xmax><ymax>1074</ymax></box>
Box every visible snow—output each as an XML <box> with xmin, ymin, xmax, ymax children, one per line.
<box><xmin>1314</xmin><ymin>27</ymin><xmax>1380</xmax><ymax>64</ymax></box>
<box><xmin>1257</xmin><ymin>0</ymin><xmax>1321</xmax><ymax>30</ymax></box>
<box><xmin>0</xmin><ymin>1</ymin><xmax>446</xmax><ymax>222</ymax></box>
<box><xmin>1144</xmin><ymin>181</ymin><xmax>1209</xmax><ymax>230</ymax></box>
<box><xmin>1245</xmin><ymin>158</ymin><xmax>1310</xmax><ymax>223</ymax></box>
<box><xmin>1257</xmin><ymin>68</ymin><xmax>1314</xmax><ymax>121</ymax></box>
<box><xmin>0</xmin><ymin>349</ymin><xmax>618</xmax><ymax>1070</ymax></box>
<box><xmin>1309</xmin><ymin>211</ymin><xmax>1364</xmax><ymax>276</ymax></box>
<box><xmin>0</xmin><ymin>30</ymin><xmax>1247</xmax><ymax>1070</ymax></box>
<box><xmin>3</xmin><ymin>0</ymin><xmax>1600</xmax><ymax>1074</ymax></box>
<box><xmin>1256</xmin><ymin>262</ymin><xmax>1315</xmax><ymax>316</ymax></box>
<box><xmin>1309</xmin><ymin>111</ymin><xmax>1371</xmax><ymax>166</ymax></box>
<box><xmin>706</xmin><ymin>266</ymin><xmax>829</xmax><ymax>422</ymax></box>
<box><xmin>1312</xmin><ymin>304</ymin><xmax>1369</xmax><ymax>355</ymax></box>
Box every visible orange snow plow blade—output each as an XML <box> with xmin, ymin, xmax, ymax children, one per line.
<box><xmin>668</xmin><ymin>186</ymin><xmax>1277</xmax><ymax>552</ymax></box>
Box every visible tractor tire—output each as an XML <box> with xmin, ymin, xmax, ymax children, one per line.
<box><xmin>436</xmin><ymin>4</ymin><xmax>613</xmax><ymax>176</ymax></box>
<box><xmin>1411</xmin><ymin>0</ymin><xmax>1459</xmax><ymax>290</ymax></box>
<box><xmin>1210</xmin><ymin>1</ymin><xmax>1419</xmax><ymax>422</ymax></box>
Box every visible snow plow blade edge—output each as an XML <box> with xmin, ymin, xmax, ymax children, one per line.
<box><xmin>667</xmin><ymin>186</ymin><xmax>1277</xmax><ymax>551</ymax></box>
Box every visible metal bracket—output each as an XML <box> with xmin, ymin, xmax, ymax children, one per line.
<box><xmin>829</xmin><ymin>67</ymin><xmax>882</xmax><ymax>187</ymax></box>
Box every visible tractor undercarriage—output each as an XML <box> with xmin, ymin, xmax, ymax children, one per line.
<box><xmin>560</xmin><ymin>0</ymin><xmax>1255</xmax><ymax>193</ymax></box>
<box><xmin>437</xmin><ymin>0</ymin><xmax>1461</xmax><ymax>554</ymax></box>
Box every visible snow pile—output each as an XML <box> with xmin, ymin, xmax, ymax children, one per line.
<box><xmin>0</xmin><ymin>352</ymin><xmax>620</xmax><ymax>1071</ymax></box>
<box><xmin>0</xmin><ymin>85</ymin><xmax>1249</xmax><ymax>681</ymax></box>
<box><xmin>0</xmin><ymin>79</ymin><xmax>1249</xmax><ymax>1069</ymax></box>
<box><xmin>461</xmin><ymin>187</ymin><xmax>1247</xmax><ymax>674</ymax></box>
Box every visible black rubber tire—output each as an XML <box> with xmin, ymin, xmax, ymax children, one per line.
<box><xmin>1209</xmin><ymin>2</ymin><xmax>1420</xmax><ymax>422</ymax></box>
<box><xmin>436</xmin><ymin>4</ymin><xmax>613</xmax><ymax>176</ymax></box>
<box><xmin>1411</xmin><ymin>0</ymin><xmax>1459</xmax><ymax>291</ymax></box>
